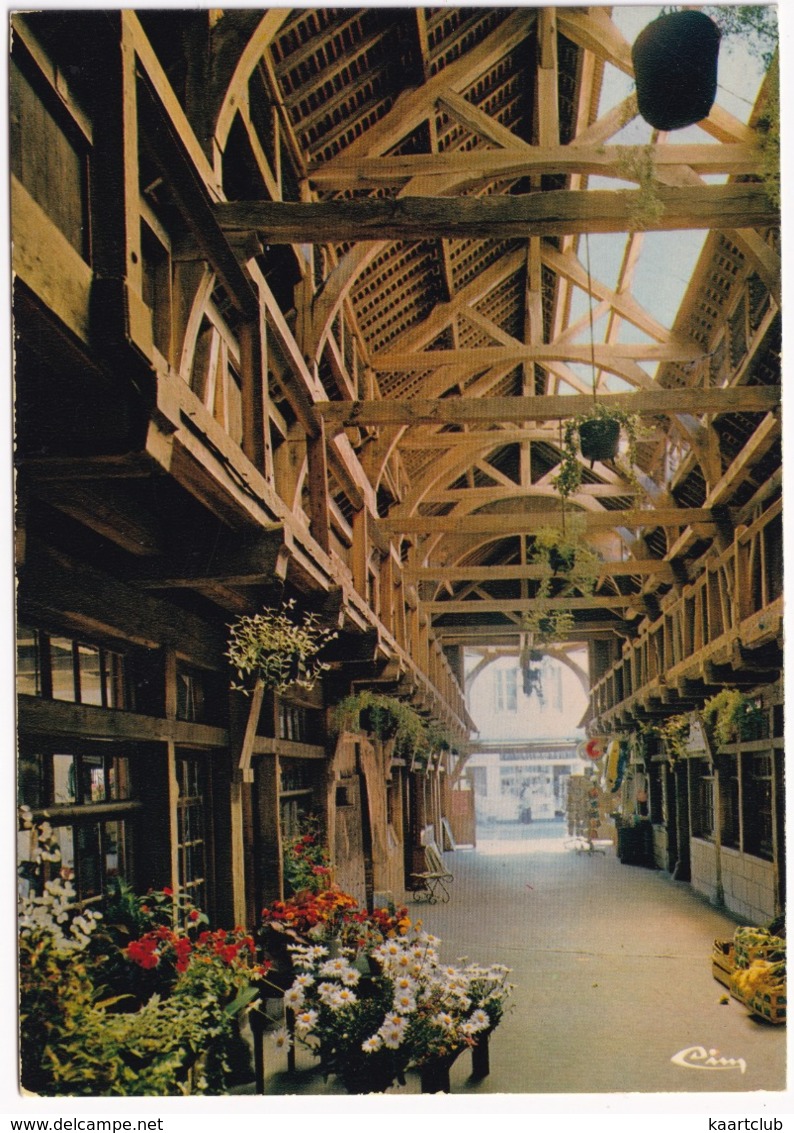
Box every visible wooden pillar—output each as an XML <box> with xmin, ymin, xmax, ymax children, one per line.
<box><xmin>256</xmin><ymin>753</ymin><xmax>283</xmax><ymax>908</ymax></box>
<box><xmin>306</xmin><ymin>415</ymin><xmax>331</xmax><ymax>553</ymax></box>
<box><xmin>352</xmin><ymin>508</ymin><xmax>369</xmax><ymax>600</ymax></box>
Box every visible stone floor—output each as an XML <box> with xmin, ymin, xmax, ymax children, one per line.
<box><xmin>256</xmin><ymin>821</ymin><xmax>787</xmax><ymax>1097</ymax></box>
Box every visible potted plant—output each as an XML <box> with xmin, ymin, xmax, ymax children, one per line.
<box><xmin>702</xmin><ymin>689</ymin><xmax>764</xmax><ymax>748</ymax></box>
<box><xmin>553</xmin><ymin>405</ymin><xmax>643</xmax><ymax>499</ymax></box>
<box><xmin>226</xmin><ymin>599</ymin><xmax>337</xmax><ymax>696</ymax></box>
<box><xmin>278</xmin><ymin>919</ymin><xmax>512</xmax><ymax>1093</ymax></box>
<box><xmin>519</xmin><ymin>523</ymin><xmax>601</xmax><ymax>646</ymax></box>
<box><xmin>331</xmin><ymin>690</ymin><xmax>429</xmax><ymax>761</ymax></box>
<box><xmin>657</xmin><ymin>713</ymin><xmax>692</xmax><ymax>764</ymax></box>
<box><xmin>631</xmin><ymin>10</ymin><xmax>721</xmax><ymax>131</ymax></box>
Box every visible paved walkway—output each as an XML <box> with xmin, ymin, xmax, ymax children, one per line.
<box><xmin>259</xmin><ymin>821</ymin><xmax>786</xmax><ymax>1096</ymax></box>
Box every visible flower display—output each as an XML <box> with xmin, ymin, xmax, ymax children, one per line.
<box><xmin>281</xmin><ymin>920</ymin><xmax>512</xmax><ymax>1093</ymax></box>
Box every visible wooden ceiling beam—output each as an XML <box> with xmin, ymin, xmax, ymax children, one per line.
<box><xmin>381</xmin><ymin>508</ymin><xmax>719</xmax><ymax>536</ymax></box>
<box><xmin>369</xmin><ymin>341</ymin><xmax>710</xmax><ymax>372</ymax></box>
<box><xmin>216</xmin><ymin>184</ymin><xmax>776</xmax><ymax>244</ymax></box>
<box><xmin>316</xmin><ymin>387</ymin><xmax>779</xmax><ymax>429</ymax></box>
<box><xmin>307</xmin><ymin>144</ymin><xmax>759</xmax><ymax>189</ymax></box>
<box><xmin>408</xmin><ymin>560</ymin><xmax>673</xmax><ymax>583</ymax></box>
<box><xmin>424</xmin><ymin>596</ymin><xmax>637</xmax><ymax>614</ymax></box>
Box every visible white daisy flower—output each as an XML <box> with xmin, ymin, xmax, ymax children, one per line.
<box><xmin>334</xmin><ymin>987</ymin><xmax>358</xmax><ymax>1007</ymax></box>
<box><xmin>392</xmin><ymin>992</ymin><xmax>417</xmax><ymax>1013</ymax></box>
<box><xmin>340</xmin><ymin>967</ymin><xmax>360</xmax><ymax>986</ymax></box>
<box><xmin>293</xmin><ymin>973</ymin><xmax>315</xmax><ymax>988</ymax></box>
<box><xmin>271</xmin><ymin>1027</ymin><xmax>293</xmax><ymax>1050</ymax></box>
<box><xmin>319</xmin><ymin>957</ymin><xmax>351</xmax><ymax>977</ymax></box>
<box><xmin>433</xmin><ymin>1011</ymin><xmax>455</xmax><ymax>1030</ymax></box>
<box><xmin>381</xmin><ymin>1023</ymin><xmax>406</xmax><ymax>1049</ymax></box>
<box><xmin>469</xmin><ymin>1009</ymin><xmax>490</xmax><ymax>1032</ymax></box>
<box><xmin>283</xmin><ymin>986</ymin><xmax>305</xmax><ymax>1009</ymax></box>
<box><xmin>362</xmin><ymin>1034</ymin><xmax>383</xmax><ymax>1053</ymax></box>
<box><xmin>294</xmin><ymin>1009</ymin><xmax>319</xmax><ymax>1034</ymax></box>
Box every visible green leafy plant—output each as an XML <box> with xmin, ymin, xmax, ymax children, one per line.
<box><xmin>657</xmin><ymin>713</ymin><xmax>692</xmax><ymax>763</ymax></box>
<box><xmin>702</xmin><ymin>689</ymin><xmax>764</xmax><ymax>748</ymax></box>
<box><xmin>226</xmin><ymin>599</ymin><xmax>337</xmax><ymax>695</ymax></box>
<box><xmin>519</xmin><ymin>521</ymin><xmax>601</xmax><ymax>645</ymax></box>
<box><xmin>553</xmin><ymin>405</ymin><xmax>644</xmax><ymax>501</ymax></box>
<box><xmin>18</xmin><ymin>823</ymin><xmax>268</xmax><ymax>1097</ymax></box>
<box><xmin>331</xmin><ymin>690</ymin><xmax>429</xmax><ymax>760</ymax></box>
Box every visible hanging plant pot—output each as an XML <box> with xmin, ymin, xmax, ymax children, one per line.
<box><xmin>631</xmin><ymin>11</ymin><xmax>721</xmax><ymax>132</ymax></box>
<box><xmin>578</xmin><ymin>417</ymin><xmax>620</xmax><ymax>465</ymax></box>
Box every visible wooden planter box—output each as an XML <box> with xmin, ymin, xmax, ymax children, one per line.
<box><xmin>711</xmin><ymin>939</ymin><xmax>736</xmax><ymax>992</ymax></box>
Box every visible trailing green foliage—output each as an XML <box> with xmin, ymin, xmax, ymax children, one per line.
<box><xmin>702</xmin><ymin>689</ymin><xmax>764</xmax><ymax>748</ymax></box>
<box><xmin>331</xmin><ymin>690</ymin><xmax>430</xmax><ymax>760</ymax></box>
<box><xmin>553</xmin><ymin>405</ymin><xmax>644</xmax><ymax>501</ymax></box>
<box><xmin>520</xmin><ymin>521</ymin><xmax>602</xmax><ymax>645</ymax></box>
<box><xmin>226</xmin><ymin>599</ymin><xmax>337</xmax><ymax>694</ymax></box>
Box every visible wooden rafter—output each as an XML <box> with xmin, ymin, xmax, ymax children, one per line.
<box><xmin>216</xmin><ymin>184</ymin><xmax>776</xmax><ymax>244</ymax></box>
<box><xmin>316</xmin><ymin>387</ymin><xmax>779</xmax><ymax>429</ymax></box>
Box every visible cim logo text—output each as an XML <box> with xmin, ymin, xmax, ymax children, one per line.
<box><xmin>671</xmin><ymin>1045</ymin><xmax>747</xmax><ymax>1073</ymax></box>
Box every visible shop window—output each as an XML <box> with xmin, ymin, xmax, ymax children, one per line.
<box><xmin>648</xmin><ymin>762</ymin><xmax>664</xmax><ymax>824</ymax></box>
<box><xmin>16</xmin><ymin>625</ymin><xmax>129</xmax><ymax>709</ymax></box>
<box><xmin>691</xmin><ymin>760</ymin><xmax>715</xmax><ymax>840</ymax></box>
<box><xmin>176</xmin><ymin>666</ymin><xmax>207</xmax><ymax>723</ymax></box>
<box><xmin>742</xmin><ymin>754</ymin><xmax>773</xmax><ymax>861</ymax></box>
<box><xmin>176</xmin><ymin>755</ymin><xmax>211</xmax><ymax>914</ymax></box>
<box><xmin>17</xmin><ymin>746</ymin><xmax>136</xmax><ymax>904</ymax></box>
<box><xmin>717</xmin><ymin>754</ymin><xmax>740</xmax><ymax>849</ymax></box>
<box><xmin>494</xmin><ymin>668</ymin><xmax>518</xmax><ymax>713</ymax></box>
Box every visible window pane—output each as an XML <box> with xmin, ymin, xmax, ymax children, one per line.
<box><xmin>18</xmin><ymin>752</ymin><xmax>43</xmax><ymax>808</ymax></box>
<box><xmin>16</xmin><ymin>625</ymin><xmax>41</xmax><ymax>697</ymax></box>
<box><xmin>50</xmin><ymin>637</ymin><xmax>76</xmax><ymax>701</ymax></box>
<box><xmin>106</xmin><ymin>652</ymin><xmax>127</xmax><ymax>709</ymax></box>
<box><xmin>54</xmin><ymin>825</ymin><xmax>75</xmax><ymax>878</ymax></box>
<box><xmin>109</xmin><ymin>756</ymin><xmax>131</xmax><ymax>801</ymax></box>
<box><xmin>81</xmin><ymin>754</ymin><xmax>106</xmax><ymax>803</ymax></box>
<box><xmin>76</xmin><ymin>824</ymin><xmax>101</xmax><ymax>899</ymax></box>
<box><xmin>77</xmin><ymin>644</ymin><xmax>103</xmax><ymax>706</ymax></box>
<box><xmin>104</xmin><ymin>819</ymin><xmax>129</xmax><ymax>882</ymax></box>
<box><xmin>52</xmin><ymin>753</ymin><xmax>76</xmax><ymax>805</ymax></box>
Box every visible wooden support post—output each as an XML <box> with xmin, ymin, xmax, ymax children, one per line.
<box><xmin>256</xmin><ymin>753</ymin><xmax>283</xmax><ymax>907</ymax></box>
<box><xmin>306</xmin><ymin>413</ymin><xmax>331</xmax><ymax>553</ymax></box>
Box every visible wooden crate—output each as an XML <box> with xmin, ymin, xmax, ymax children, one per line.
<box><xmin>747</xmin><ymin>987</ymin><xmax>786</xmax><ymax>1026</ymax></box>
<box><xmin>711</xmin><ymin>939</ymin><xmax>735</xmax><ymax>990</ymax></box>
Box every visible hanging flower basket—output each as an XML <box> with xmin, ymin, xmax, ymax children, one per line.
<box><xmin>578</xmin><ymin>416</ymin><xmax>620</xmax><ymax>465</ymax></box>
<box><xmin>632</xmin><ymin>11</ymin><xmax>721</xmax><ymax>132</ymax></box>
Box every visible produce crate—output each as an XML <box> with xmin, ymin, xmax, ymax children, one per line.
<box><xmin>733</xmin><ymin>926</ymin><xmax>785</xmax><ymax>969</ymax></box>
<box><xmin>711</xmin><ymin>939</ymin><xmax>736</xmax><ymax>990</ymax></box>
<box><xmin>746</xmin><ymin>987</ymin><xmax>786</xmax><ymax>1026</ymax></box>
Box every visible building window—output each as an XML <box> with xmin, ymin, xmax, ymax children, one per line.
<box><xmin>717</xmin><ymin>754</ymin><xmax>740</xmax><ymax>849</ymax></box>
<box><xmin>17</xmin><ymin>746</ymin><xmax>137</xmax><ymax>904</ymax></box>
<box><xmin>176</xmin><ymin>755</ymin><xmax>211</xmax><ymax>913</ymax></box>
<box><xmin>494</xmin><ymin>668</ymin><xmax>518</xmax><ymax>713</ymax></box>
<box><xmin>691</xmin><ymin>760</ymin><xmax>715</xmax><ymax>840</ymax></box>
<box><xmin>176</xmin><ymin>666</ymin><xmax>206</xmax><ymax>723</ymax></box>
<box><xmin>17</xmin><ymin>625</ymin><xmax>129</xmax><ymax>709</ymax></box>
<box><xmin>742</xmin><ymin>754</ymin><xmax>773</xmax><ymax>861</ymax></box>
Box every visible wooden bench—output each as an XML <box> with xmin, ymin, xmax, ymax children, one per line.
<box><xmin>410</xmin><ymin>842</ymin><xmax>453</xmax><ymax>903</ymax></box>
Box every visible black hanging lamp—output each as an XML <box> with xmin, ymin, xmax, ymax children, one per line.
<box><xmin>632</xmin><ymin>10</ymin><xmax>721</xmax><ymax>131</ymax></box>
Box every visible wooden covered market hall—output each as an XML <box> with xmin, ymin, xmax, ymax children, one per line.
<box><xmin>13</xmin><ymin>5</ymin><xmax>785</xmax><ymax>1098</ymax></box>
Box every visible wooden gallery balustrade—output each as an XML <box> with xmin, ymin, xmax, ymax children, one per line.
<box><xmin>591</xmin><ymin>496</ymin><xmax>782</xmax><ymax>730</ymax></box>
